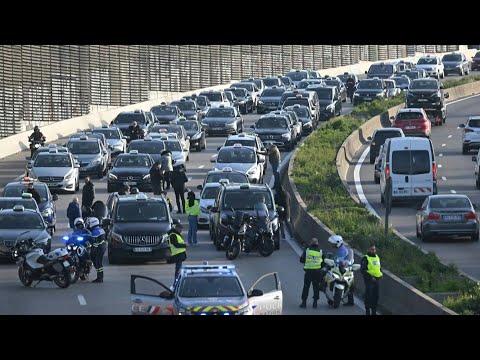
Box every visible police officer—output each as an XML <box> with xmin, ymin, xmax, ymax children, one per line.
<box><xmin>167</xmin><ymin>220</ymin><xmax>187</xmax><ymax>285</ymax></box>
<box><xmin>346</xmin><ymin>76</ymin><xmax>356</xmax><ymax>103</ymax></box>
<box><xmin>361</xmin><ymin>244</ymin><xmax>383</xmax><ymax>315</ymax></box>
<box><xmin>72</xmin><ymin>217</ymin><xmax>92</xmax><ymax>237</ymax></box>
<box><xmin>299</xmin><ymin>238</ymin><xmax>323</xmax><ymax>309</ymax></box>
<box><xmin>87</xmin><ymin>217</ymin><xmax>106</xmax><ymax>283</ymax></box>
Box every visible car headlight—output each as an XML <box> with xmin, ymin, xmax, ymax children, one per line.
<box><xmin>258</xmin><ymin>100</ymin><xmax>264</xmax><ymax>104</ymax></box>
<box><xmin>41</xmin><ymin>208</ymin><xmax>52</xmax><ymax>217</ymax></box>
<box><xmin>188</xmin><ymin>115</ymin><xmax>197</xmax><ymax>120</ymax></box>
<box><xmin>375</xmin><ymin>92</ymin><xmax>383</xmax><ymax>97</ymax></box>
<box><xmin>143</xmin><ymin>174</ymin><xmax>150</xmax><ymax>180</ymax></box>
<box><xmin>91</xmin><ymin>159</ymin><xmax>101</xmax><ymax>165</ymax></box>
<box><xmin>353</xmin><ymin>93</ymin><xmax>359</xmax><ymax>97</ymax></box>
<box><xmin>235</xmin><ymin>306</ymin><xmax>251</xmax><ymax>315</ymax></box>
<box><xmin>111</xmin><ymin>232</ymin><xmax>122</xmax><ymax>242</ymax></box>
<box><xmin>247</xmin><ymin>168</ymin><xmax>257</xmax><ymax>175</ymax></box>
<box><xmin>191</xmin><ymin>133</ymin><xmax>202</xmax><ymax>140</ymax></box>
<box><xmin>332</xmin><ymin>272</ymin><xmax>341</xmax><ymax>280</ymax></box>
<box><xmin>303</xmin><ymin>121</ymin><xmax>312</xmax><ymax>127</ymax></box>
<box><xmin>456</xmin><ymin>64</ymin><xmax>461</xmax><ymax>68</ymax></box>
<box><xmin>108</xmin><ymin>173</ymin><xmax>118</xmax><ymax>180</ymax></box>
<box><xmin>65</xmin><ymin>171</ymin><xmax>74</xmax><ymax>180</ymax></box>
<box><xmin>201</xmin><ymin>206</ymin><xmax>208</xmax><ymax>213</ymax></box>
<box><xmin>281</xmin><ymin>133</ymin><xmax>291</xmax><ymax>138</ymax></box>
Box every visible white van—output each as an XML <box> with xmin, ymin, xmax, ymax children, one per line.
<box><xmin>380</xmin><ymin>137</ymin><xmax>437</xmax><ymax>205</ymax></box>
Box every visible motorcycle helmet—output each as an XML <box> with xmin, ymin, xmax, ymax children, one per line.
<box><xmin>328</xmin><ymin>234</ymin><xmax>344</xmax><ymax>248</ymax></box>
<box><xmin>87</xmin><ymin>217</ymin><xmax>100</xmax><ymax>228</ymax></box>
<box><xmin>74</xmin><ymin>217</ymin><xmax>85</xmax><ymax>227</ymax></box>
<box><xmin>34</xmin><ymin>125</ymin><xmax>39</xmax><ymax>131</ymax></box>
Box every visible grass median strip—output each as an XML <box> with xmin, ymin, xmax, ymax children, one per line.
<box><xmin>292</xmin><ymin>94</ymin><xmax>478</xmax><ymax>313</ymax></box>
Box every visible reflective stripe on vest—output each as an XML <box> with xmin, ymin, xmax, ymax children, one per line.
<box><xmin>185</xmin><ymin>200</ymin><xmax>200</xmax><ymax>216</ymax></box>
<box><xmin>366</xmin><ymin>255</ymin><xmax>382</xmax><ymax>278</ymax></box>
<box><xmin>168</xmin><ymin>233</ymin><xmax>186</xmax><ymax>256</ymax></box>
<box><xmin>304</xmin><ymin>248</ymin><xmax>323</xmax><ymax>270</ymax></box>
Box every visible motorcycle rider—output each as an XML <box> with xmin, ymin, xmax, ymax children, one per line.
<box><xmin>28</xmin><ymin>126</ymin><xmax>46</xmax><ymax>157</ymax></box>
<box><xmin>87</xmin><ymin>217</ymin><xmax>106</xmax><ymax>283</ymax></box>
<box><xmin>299</xmin><ymin>237</ymin><xmax>323</xmax><ymax>309</ymax></box>
<box><xmin>326</xmin><ymin>234</ymin><xmax>355</xmax><ymax>306</ymax></box>
<box><xmin>72</xmin><ymin>217</ymin><xmax>92</xmax><ymax>237</ymax></box>
<box><xmin>346</xmin><ymin>76</ymin><xmax>356</xmax><ymax>103</ymax></box>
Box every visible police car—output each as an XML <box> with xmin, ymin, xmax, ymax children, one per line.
<box><xmin>130</xmin><ymin>263</ymin><xmax>282</xmax><ymax>315</ymax></box>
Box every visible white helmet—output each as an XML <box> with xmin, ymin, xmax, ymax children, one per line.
<box><xmin>74</xmin><ymin>217</ymin><xmax>85</xmax><ymax>227</ymax></box>
<box><xmin>87</xmin><ymin>217</ymin><xmax>100</xmax><ymax>228</ymax></box>
<box><xmin>328</xmin><ymin>235</ymin><xmax>343</xmax><ymax>248</ymax></box>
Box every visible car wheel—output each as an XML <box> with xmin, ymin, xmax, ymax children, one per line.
<box><xmin>75</xmin><ymin>178</ymin><xmax>79</xmax><ymax>192</ymax></box>
<box><xmin>421</xmin><ymin>228</ymin><xmax>430</xmax><ymax>242</ymax></box>
<box><xmin>463</xmin><ymin>146</ymin><xmax>469</xmax><ymax>155</ymax></box>
<box><xmin>471</xmin><ymin>232</ymin><xmax>479</xmax><ymax>242</ymax></box>
<box><xmin>416</xmin><ymin>223</ymin><xmax>420</xmax><ymax>238</ymax></box>
<box><xmin>369</xmin><ymin>154</ymin><xmax>375</xmax><ymax>164</ymax></box>
<box><xmin>214</xmin><ymin>232</ymin><xmax>223</xmax><ymax>251</ymax></box>
<box><xmin>97</xmin><ymin>168</ymin><xmax>103</xmax><ymax>179</ymax></box>
<box><xmin>186</xmin><ymin>152</ymin><xmax>190</xmax><ymax>161</ymax></box>
<box><xmin>476</xmin><ymin>177</ymin><xmax>480</xmax><ymax>189</ymax></box>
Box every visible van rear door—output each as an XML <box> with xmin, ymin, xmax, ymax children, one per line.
<box><xmin>391</xmin><ymin>149</ymin><xmax>413</xmax><ymax>199</ymax></box>
<box><xmin>410</xmin><ymin>141</ymin><xmax>433</xmax><ymax>197</ymax></box>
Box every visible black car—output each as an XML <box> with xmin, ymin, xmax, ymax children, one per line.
<box><xmin>397</xmin><ymin>70</ymin><xmax>421</xmax><ymax>82</ymax></box>
<box><xmin>472</xmin><ymin>51</ymin><xmax>480</xmax><ymax>71</ymax></box>
<box><xmin>391</xmin><ymin>76</ymin><xmax>411</xmax><ymax>92</ymax></box>
<box><xmin>306</xmin><ymin>85</ymin><xmax>341</xmax><ymax>120</ymax></box>
<box><xmin>171</xmin><ymin>119</ymin><xmax>206</xmax><ymax>151</ymax></box>
<box><xmin>262</xmin><ymin>77</ymin><xmax>283</xmax><ymax>88</ymax></box>
<box><xmin>110</xmin><ymin>110</ymin><xmax>153</xmax><ymax>141</ymax></box>
<box><xmin>106</xmin><ymin>193</ymin><xmax>173</xmax><ymax>264</ymax></box>
<box><xmin>257</xmin><ymin>87</ymin><xmax>286</xmax><ymax>114</ymax></box>
<box><xmin>252</xmin><ymin>114</ymin><xmax>295</xmax><ymax>151</ymax></box>
<box><xmin>367</xmin><ymin>128</ymin><xmax>405</xmax><ymax>163</ymax></box>
<box><xmin>321</xmin><ymin>77</ymin><xmax>347</xmax><ymax>103</ymax></box>
<box><xmin>209</xmin><ymin>183</ymin><xmax>281</xmax><ymax>251</ymax></box>
<box><xmin>406</xmin><ymin>78</ymin><xmax>449</xmax><ymax>114</ymax></box>
<box><xmin>278</xmin><ymin>76</ymin><xmax>294</xmax><ymax>90</ymax></box>
<box><xmin>226</xmin><ymin>87</ymin><xmax>254</xmax><ymax>114</ymax></box>
<box><xmin>2</xmin><ymin>178</ymin><xmax>58</xmax><ymax>234</ymax></box>
<box><xmin>353</xmin><ymin>79</ymin><xmax>387</xmax><ymax>106</ymax></box>
<box><xmin>284</xmin><ymin>105</ymin><xmax>316</xmax><ymax>135</ymax></box>
<box><xmin>182</xmin><ymin>95</ymin><xmax>211</xmax><ymax>119</ymax></box>
<box><xmin>201</xmin><ymin>106</ymin><xmax>244</xmax><ymax>136</ymax></box>
<box><xmin>107</xmin><ymin>151</ymin><xmax>154</xmax><ymax>193</ymax></box>
<box><xmin>170</xmin><ymin>99</ymin><xmax>199</xmax><ymax>121</ymax></box>
<box><xmin>127</xmin><ymin>138</ymin><xmax>166</xmax><ymax>164</ymax></box>
<box><xmin>150</xmin><ymin>104</ymin><xmax>182</xmax><ymax>124</ymax></box>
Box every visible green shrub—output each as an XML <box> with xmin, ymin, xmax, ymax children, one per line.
<box><xmin>292</xmin><ymin>93</ymin><xmax>479</xmax><ymax>310</ymax></box>
<box><xmin>444</xmin><ymin>285</ymin><xmax>480</xmax><ymax>315</ymax></box>
<box><xmin>443</xmin><ymin>75</ymin><xmax>480</xmax><ymax>89</ymax></box>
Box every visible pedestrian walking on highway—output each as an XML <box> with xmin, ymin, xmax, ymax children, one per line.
<box><xmin>170</xmin><ymin>166</ymin><xmax>188</xmax><ymax>213</ymax></box>
<box><xmin>361</xmin><ymin>244</ymin><xmax>383</xmax><ymax>315</ymax></box>
<box><xmin>299</xmin><ymin>237</ymin><xmax>323</xmax><ymax>309</ymax></box>
<box><xmin>149</xmin><ymin>160</ymin><xmax>163</xmax><ymax>195</ymax></box>
<box><xmin>160</xmin><ymin>150</ymin><xmax>173</xmax><ymax>190</ymax></box>
<box><xmin>267</xmin><ymin>144</ymin><xmax>281</xmax><ymax>190</ymax></box>
<box><xmin>167</xmin><ymin>220</ymin><xmax>187</xmax><ymax>286</ymax></box>
<box><xmin>67</xmin><ymin>197</ymin><xmax>82</xmax><ymax>229</ymax></box>
<box><xmin>185</xmin><ymin>190</ymin><xmax>200</xmax><ymax>245</ymax></box>
<box><xmin>82</xmin><ymin>176</ymin><xmax>95</xmax><ymax>218</ymax></box>
<box><xmin>87</xmin><ymin>217</ymin><xmax>107</xmax><ymax>283</ymax></box>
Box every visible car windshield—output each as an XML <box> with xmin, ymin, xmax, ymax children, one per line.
<box><xmin>128</xmin><ymin>142</ymin><xmax>165</xmax><ymax>154</ymax></box>
<box><xmin>263</xmin><ymin>78</ymin><xmax>280</xmax><ymax>87</ymax></box>
<box><xmin>32</xmin><ymin>148</ymin><xmax>67</xmax><ymax>161</ymax></box>
<box><xmin>373</xmin><ymin>131</ymin><xmax>402</xmax><ymax>145</ymax></box>
<box><xmin>467</xmin><ymin>119</ymin><xmax>480</xmax><ymax>128</ymax></box>
<box><xmin>261</xmin><ymin>88</ymin><xmax>285</xmax><ymax>97</ymax></box>
<box><xmin>430</xmin><ymin>197</ymin><xmax>471</xmax><ymax>209</ymax></box>
<box><xmin>392</xmin><ymin>77</ymin><xmax>409</xmax><ymax>86</ymax></box>
<box><xmin>232</xmin><ymin>83</ymin><xmax>254</xmax><ymax>92</ymax></box>
<box><xmin>202</xmin><ymin>187</ymin><xmax>221</xmax><ymax>200</ymax></box>
<box><xmin>113</xmin><ymin>113</ymin><xmax>145</xmax><ymax>125</ymax></box>
<box><xmin>178</xmin><ymin>276</ymin><xmax>244</xmax><ymax>298</ymax></box>
<box><xmin>67</xmin><ymin>142</ymin><xmax>100</xmax><ymax>155</ymax></box>
<box><xmin>252</xmin><ymin>80</ymin><xmax>263</xmax><ymax>89</ymax></box>
<box><xmin>410</xmin><ymin>80</ymin><xmax>437</xmax><ymax>90</ymax></box>
<box><xmin>358</xmin><ymin>80</ymin><xmax>382</xmax><ymax>89</ymax></box>
<box><xmin>206</xmin><ymin>108</ymin><xmax>235</xmax><ymax>118</ymax></box>
<box><xmin>286</xmin><ymin>71</ymin><xmax>308</xmax><ymax>81</ymax></box>
<box><xmin>223</xmin><ymin>190</ymin><xmax>273</xmax><ymax>210</ymax></box>
<box><xmin>172</xmin><ymin>101</ymin><xmax>196</xmax><ymax>111</ymax></box>
<box><xmin>297</xmin><ymin>81</ymin><xmax>314</xmax><ymax>89</ymax></box>
<box><xmin>195</xmin><ymin>97</ymin><xmax>207</xmax><ymax>107</ymax></box>
<box><xmin>417</xmin><ymin>57</ymin><xmax>438</xmax><ymax>65</ymax></box>
<box><xmin>392</xmin><ymin>150</ymin><xmax>430</xmax><ymax>175</ymax></box>
<box><xmin>178</xmin><ymin>121</ymin><xmax>198</xmax><ymax>131</ymax></box>
<box><xmin>442</xmin><ymin>54</ymin><xmax>462</xmax><ymax>62</ymax></box>
<box><xmin>256</xmin><ymin>117</ymin><xmax>288</xmax><ymax>129</ymax></box>
<box><xmin>224</xmin><ymin>139</ymin><xmax>256</xmax><ymax>148</ymax></box>
<box><xmin>312</xmin><ymin>88</ymin><xmax>333</xmax><ymax>100</ymax></box>
<box><xmin>396</xmin><ymin>111</ymin><xmax>424</xmax><ymax>120</ymax></box>
<box><xmin>93</xmin><ymin>129</ymin><xmax>120</xmax><ymax>139</ymax></box>
<box><xmin>151</xmin><ymin>106</ymin><xmax>176</xmax><ymax>116</ymax></box>
<box><xmin>337</xmin><ymin>74</ymin><xmax>353</xmax><ymax>82</ymax></box>
<box><xmin>4</xmin><ymin>185</ymin><xmax>48</xmax><ymax>202</ymax></box>
<box><xmin>217</xmin><ymin>148</ymin><xmax>255</xmax><ymax>163</ymax></box>
<box><xmin>115</xmin><ymin>202</ymin><xmax>168</xmax><ymax>222</ymax></box>
<box><xmin>283</xmin><ymin>98</ymin><xmax>309</xmax><ymax>108</ymax></box>
<box><xmin>205</xmin><ymin>172</ymin><xmax>248</xmax><ymax>184</ymax></box>
<box><xmin>225</xmin><ymin>92</ymin><xmax>235</xmax><ymax>102</ymax></box>
<box><xmin>323</xmin><ymin>80</ymin><xmax>338</xmax><ymax>87</ymax></box>
<box><xmin>0</xmin><ymin>199</ymin><xmax>36</xmax><ymax>211</ymax></box>
<box><xmin>399</xmin><ymin>71</ymin><xmax>419</xmax><ymax>80</ymax></box>
<box><xmin>0</xmin><ymin>213</ymin><xmax>45</xmax><ymax>230</ymax></box>
<box><xmin>280</xmin><ymin>77</ymin><xmax>291</xmax><ymax>86</ymax></box>
<box><xmin>201</xmin><ymin>92</ymin><xmax>222</xmax><ymax>102</ymax></box>
<box><xmin>34</xmin><ymin>155</ymin><xmax>72</xmax><ymax>167</ymax></box>
<box><xmin>162</xmin><ymin>141</ymin><xmax>182</xmax><ymax>152</ymax></box>
<box><xmin>114</xmin><ymin>155</ymin><xmax>150</xmax><ymax>167</ymax></box>
<box><xmin>290</xmin><ymin>107</ymin><xmax>310</xmax><ymax>117</ymax></box>
<box><xmin>368</xmin><ymin>64</ymin><xmax>393</xmax><ymax>75</ymax></box>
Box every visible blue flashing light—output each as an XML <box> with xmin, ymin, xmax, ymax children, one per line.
<box><xmin>77</xmin><ymin>236</ymin><xmax>84</xmax><ymax>241</ymax></box>
<box><xmin>63</xmin><ymin>236</ymin><xmax>69</xmax><ymax>241</ymax></box>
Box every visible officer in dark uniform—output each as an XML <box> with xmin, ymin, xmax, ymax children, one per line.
<box><xmin>25</xmin><ymin>183</ymin><xmax>41</xmax><ymax>205</ymax></box>
<box><xmin>87</xmin><ymin>217</ymin><xmax>106</xmax><ymax>283</ymax></box>
<box><xmin>129</xmin><ymin>121</ymin><xmax>144</xmax><ymax>141</ymax></box>
<box><xmin>299</xmin><ymin>237</ymin><xmax>323</xmax><ymax>309</ymax></box>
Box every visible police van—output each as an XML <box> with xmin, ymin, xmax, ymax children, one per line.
<box><xmin>379</xmin><ymin>137</ymin><xmax>437</xmax><ymax>205</ymax></box>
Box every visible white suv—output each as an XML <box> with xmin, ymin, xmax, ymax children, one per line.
<box><xmin>415</xmin><ymin>55</ymin><xmax>444</xmax><ymax>79</ymax></box>
<box><xmin>460</xmin><ymin>116</ymin><xmax>480</xmax><ymax>154</ymax></box>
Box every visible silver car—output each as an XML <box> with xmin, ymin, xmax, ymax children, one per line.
<box><xmin>416</xmin><ymin>194</ymin><xmax>479</xmax><ymax>242</ymax></box>
<box><xmin>460</xmin><ymin>116</ymin><xmax>480</xmax><ymax>154</ymax></box>
<box><xmin>28</xmin><ymin>150</ymin><xmax>80</xmax><ymax>193</ymax></box>
<box><xmin>91</xmin><ymin>126</ymin><xmax>127</xmax><ymax>156</ymax></box>
<box><xmin>162</xmin><ymin>139</ymin><xmax>188</xmax><ymax>170</ymax></box>
<box><xmin>198</xmin><ymin>182</ymin><xmax>222</xmax><ymax>228</ymax></box>
<box><xmin>211</xmin><ymin>145</ymin><xmax>265</xmax><ymax>184</ymax></box>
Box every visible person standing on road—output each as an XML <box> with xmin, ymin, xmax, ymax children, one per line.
<box><xmin>167</xmin><ymin>220</ymin><xmax>187</xmax><ymax>286</ymax></box>
<box><xmin>361</xmin><ymin>244</ymin><xmax>383</xmax><ymax>315</ymax></box>
<box><xmin>25</xmin><ymin>183</ymin><xmax>41</xmax><ymax>205</ymax></box>
<box><xmin>67</xmin><ymin>197</ymin><xmax>82</xmax><ymax>229</ymax></box>
<box><xmin>170</xmin><ymin>166</ymin><xmax>188</xmax><ymax>213</ymax></box>
<box><xmin>129</xmin><ymin>121</ymin><xmax>144</xmax><ymax>141</ymax></box>
<box><xmin>87</xmin><ymin>217</ymin><xmax>106</xmax><ymax>283</ymax></box>
<box><xmin>149</xmin><ymin>160</ymin><xmax>163</xmax><ymax>195</ymax></box>
<box><xmin>185</xmin><ymin>191</ymin><xmax>200</xmax><ymax>245</ymax></box>
<box><xmin>299</xmin><ymin>237</ymin><xmax>323</xmax><ymax>309</ymax></box>
<box><xmin>267</xmin><ymin>144</ymin><xmax>281</xmax><ymax>190</ymax></box>
<box><xmin>161</xmin><ymin>150</ymin><xmax>173</xmax><ymax>190</ymax></box>
<box><xmin>82</xmin><ymin>176</ymin><xmax>95</xmax><ymax>217</ymax></box>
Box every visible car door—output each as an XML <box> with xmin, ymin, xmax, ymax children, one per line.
<box><xmin>130</xmin><ymin>275</ymin><xmax>175</xmax><ymax>315</ymax></box>
<box><xmin>247</xmin><ymin>272</ymin><xmax>283</xmax><ymax>315</ymax></box>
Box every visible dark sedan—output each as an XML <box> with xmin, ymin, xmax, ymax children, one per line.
<box><xmin>226</xmin><ymin>87</ymin><xmax>254</xmax><ymax>114</ymax></box>
<box><xmin>150</xmin><ymin>104</ymin><xmax>182</xmax><ymax>124</ymax></box>
<box><xmin>170</xmin><ymin>99</ymin><xmax>199</xmax><ymax>121</ymax></box>
<box><xmin>171</xmin><ymin>119</ymin><xmax>206</xmax><ymax>151</ymax></box>
<box><xmin>257</xmin><ymin>87</ymin><xmax>286</xmax><ymax>114</ymax></box>
<box><xmin>107</xmin><ymin>152</ymin><xmax>154</xmax><ymax>193</ymax></box>
<box><xmin>416</xmin><ymin>195</ymin><xmax>479</xmax><ymax>242</ymax></box>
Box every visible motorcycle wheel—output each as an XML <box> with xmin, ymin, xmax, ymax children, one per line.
<box><xmin>18</xmin><ymin>266</ymin><xmax>33</xmax><ymax>287</ymax></box>
<box><xmin>70</xmin><ymin>267</ymin><xmax>80</xmax><ymax>284</ymax></box>
<box><xmin>80</xmin><ymin>263</ymin><xmax>91</xmax><ymax>281</ymax></box>
<box><xmin>54</xmin><ymin>269</ymin><xmax>72</xmax><ymax>288</ymax></box>
<box><xmin>333</xmin><ymin>288</ymin><xmax>342</xmax><ymax>309</ymax></box>
<box><xmin>258</xmin><ymin>240</ymin><xmax>274</xmax><ymax>257</ymax></box>
<box><xmin>225</xmin><ymin>241</ymin><xmax>241</xmax><ymax>260</ymax></box>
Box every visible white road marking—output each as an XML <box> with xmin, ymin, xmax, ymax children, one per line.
<box><xmin>438</xmin><ymin>164</ymin><xmax>442</xmax><ymax>168</ymax></box>
<box><xmin>77</xmin><ymin>294</ymin><xmax>87</xmax><ymax>306</ymax></box>
<box><xmin>198</xmin><ymin>165</ymin><xmax>205</xmax><ymax>169</ymax></box>
<box><xmin>442</xmin><ymin>176</ymin><xmax>447</xmax><ymax>181</ymax></box>
<box><xmin>450</xmin><ymin>190</ymin><xmax>457</xmax><ymax>194</ymax></box>
<box><xmin>441</xmin><ymin>144</ymin><xmax>446</xmax><ymax>147</ymax></box>
<box><xmin>439</xmin><ymin>153</ymin><xmax>443</xmax><ymax>157</ymax></box>
<box><xmin>354</xmin><ymin>147</ymin><xmax>380</xmax><ymax>218</ymax></box>
<box><xmin>448</xmin><ymin>135</ymin><xmax>452</xmax><ymax>138</ymax></box>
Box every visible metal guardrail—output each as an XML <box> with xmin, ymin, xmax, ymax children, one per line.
<box><xmin>0</xmin><ymin>45</ymin><xmax>460</xmax><ymax>138</ymax></box>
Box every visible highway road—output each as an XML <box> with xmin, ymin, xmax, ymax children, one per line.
<box><xmin>0</xmin><ymin>100</ymin><xmax>365</xmax><ymax>315</ymax></box>
<box><xmin>348</xmin><ymin>79</ymin><xmax>480</xmax><ymax>280</ymax></box>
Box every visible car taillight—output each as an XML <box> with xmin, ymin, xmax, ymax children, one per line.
<box><xmin>427</xmin><ymin>213</ymin><xmax>440</xmax><ymax>220</ymax></box>
<box><xmin>464</xmin><ymin>128</ymin><xmax>474</xmax><ymax>133</ymax></box>
<box><xmin>432</xmin><ymin>163</ymin><xmax>437</xmax><ymax>181</ymax></box>
<box><xmin>385</xmin><ymin>164</ymin><xmax>390</xmax><ymax>179</ymax></box>
<box><xmin>464</xmin><ymin>212</ymin><xmax>476</xmax><ymax>220</ymax></box>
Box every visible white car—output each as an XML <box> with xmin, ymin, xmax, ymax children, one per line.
<box><xmin>197</xmin><ymin>182</ymin><xmax>223</xmax><ymax>228</ymax></box>
<box><xmin>218</xmin><ymin>133</ymin><xmax>267</xmax><ymax>171</ymax></box>
<box><xmin>162</xmin><ymin>139</ymin><xmax>188</xmax><ymax>169</ymax></box>
<box><xmin>415</xmin><ymin>55</ymin><xmax>444</xmax><ymax>79</ymax></box>
<box><xmin>460</xmin><ymin>116</ymin><xmax>480</xmax><ymax>154</ymax></box>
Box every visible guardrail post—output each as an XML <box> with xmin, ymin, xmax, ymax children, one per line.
<box><xmin>385</xmin><ymin>178</ymin><xmax>392</xmax><ymax>239</ymax></box>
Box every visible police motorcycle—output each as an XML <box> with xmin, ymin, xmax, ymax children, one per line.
<box><xmin>322</xmin><ymin>249</ymin><xmax>361</xmax><ymax>308</ymax></box>
<box><xmin>62</xmin><ymin>234</ymin><xmax>93</xmax><ymax>284</ymax></box>
<box><xmin>11</xmin><ymin>231</ymin><xmax>74</xmax><ymax>288</ymax></box>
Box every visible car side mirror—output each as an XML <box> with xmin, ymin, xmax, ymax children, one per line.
<box><xmin>52</xmin><ymin>194</ymin><xmax>59</xmax><ymax>201</ymax></box>
<box><xmin>210</xmin><ymin>158</ymin><xmax>216</xmax><ymax>163</ymax></box>
<box><xmin>459</xmin><ymin>124</ymin><xmax>466</xmax><ymax>128</ymax></box>
<box><xmin>323</xmin><ymin>258</ymin><xmax>335</xmax><ymax>267</ymax></box>
<box><xmin>180</xmin><ymin>112</ymin><xmax>184</xmax><ymax>116</ymax></box>
<box><xmin>210</xmin><ymin>206</ymin><xmax>218</xmax><ymax>213</ymax></box>
<box><xmin>102</xmin><ymin>218</ymin><xmax>112</xmax><ymax>227</ymax></box>
<box><xmin>159</xmin><ymin>290</ymin><xmax>175</xmax><ymax>299</ymax></box>
<box><xmin>197</xmin><ymin>185</ymin><xmax>203</xmax><ymax>191</ymax></box>
<box><xmin>207</xmin><ymin>205</ymin><xmax>212</xmax><ymax>210</ymax></box>
<box><xmin>250</xmin><ymin>125</ymin><xmax>255</xmax><ymax>129</ymax></box>
<box><xmin>365</xmin><ymin>71</ymin><xmax>368</xmax><ymax>74</ymax></box>
<box><xmin>248</xmin><ymin>289</ymin><xmax>264</xmax><ymax>297</ymax></box>
<box><xmin>367</xmin><ymin>136</ymin><xmax>372</xmax><ymax>141</ymax></box>
<box><xmin>183</xmin><ymin>148</ymin><xmax>189</xmax><ymax>152</ymax></box>
<box><xmin>352</xmin><ymin>264</ymin><xmax>361</xmax><ymax>271</ymax></box>
<box><xmin>440</xmin><ymin>83</ymin><xmax>445</xmax><ymax>89</ymax></box>
<box><xmin>276</xmin><ymin>206</ymin><xmax>285</xmax><ymax>216</ymax></box>
<box><xmin>473</xmin><ymin>156</ymin><xmax>478</xmax><ymax>162</ymax></box>
<box><xmin>444</xmin><ymin>92</ymin><xmax>449</xmax><ymax>99</ymax></box>
<box><xmin>75</xmin><ymin>164</ymin><xmax>80</xmax><ymax>168</ymax></box>
<box><xmin>25</xmin><ymin>156</ymin><xmax>31</xmax><ymax>161</ymax></box>
<box><xmin>186</xmin><ymin>136</ymin><xmax>190</xmax><ymax>141</ymax></box>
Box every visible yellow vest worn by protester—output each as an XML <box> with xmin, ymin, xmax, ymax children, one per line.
<box><xmin>366</xmin><ymin>254</ymin><xmax>383</xmax><ymax>278</ymax></box>
<box><xmin>185</xmin><ymin>199</ymin><xmax>200</xmax><ymax>216</ymax></box>
<box><xmin>304</xmin><ymin>248</ymin><xmax>323</xmax><ymax>270</ymax></box>
<box><xmin>168</xmin><ymin>233</ymin><xmax>186</xmax><ymax>256</ymax></box>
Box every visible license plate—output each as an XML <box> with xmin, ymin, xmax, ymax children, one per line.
<box><xmin>442</xmin><ymin>215</ymin><xmax>462</xmax><ymax>221</ymax></box>
<box><xmin>79</xmin><ymin>168</ymin><xmax>87</xmax><ymax>171</ymax></box>
<box><xmin>47</xmin><ymin>183</ymin><xmax>57</xmax><ymax>187</ymax></box>
<box><xmin>133</xmin><ymin>247</ymin><xmax>152</xmax><ymax>252</ymax></box>
<box><xmin>63</xmin><ymin>260</ymin><xmax>70</xmax><ymax>267</ymax></box>
<box><xmin>212</xmin><ymin>127</ymin><xmax>223</xmax><ymax>131</ymax></box>
<box><xmin>405</xmin><ymin>126</ymin><xmax>416</xmax><ymax>129</ymax></box>
<box><xmin>364</xmin><ymin>98</ymin><xmax>372</xmax><ymax>101</ymax></box>
<box><xmin>418</xmin><ymin>99</ymin><xmax>428</xmax><ymax>102</ymax></box>
<box><xmin>394</xmin><ymin>190</ymin><xmax>408</xmax><ymax>194</ymax></box>
<box><xmin>123</xmin><ymin>181</ymin><xmax>137</xmax><ymax>186</ymax></box>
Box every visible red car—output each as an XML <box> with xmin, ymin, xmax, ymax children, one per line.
<box><xmin>391</xmin><ymin>108</ymin><xmax>431</xmax><ymax>138</ymax></box>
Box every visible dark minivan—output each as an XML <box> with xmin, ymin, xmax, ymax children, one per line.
<box><xmin>368</xmin><ymin>128</ymin><xmax>405</xmax><ymax>163</ymax></box>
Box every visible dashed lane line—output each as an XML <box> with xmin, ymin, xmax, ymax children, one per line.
<box><xmin>77</xmin><ymin>294</ymin><xmax>87</xmax><ymax>306</ymax></box>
